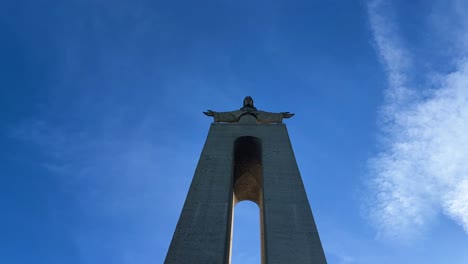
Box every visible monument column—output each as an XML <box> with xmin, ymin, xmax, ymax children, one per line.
<box><xmin>261</xmin><ymin>125</ymin><xmax>327</xmax><ymax>263</ymax></box>
<box><xmin>164</xmin><ymin>126</ymin><xmax>235</xmax><ymax>263</ymax></box>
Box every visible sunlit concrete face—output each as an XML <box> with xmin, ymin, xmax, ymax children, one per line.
<box><xmin>165</xmin><ymin>115</ymin><xmax>327</xmax><ymax>264</ymax></box>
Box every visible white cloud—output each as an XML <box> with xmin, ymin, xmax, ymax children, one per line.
<box><xmin>367</xmin><ymin>0</ymin><xmax>414</xmax><ymax>107</ymax></box>
<box><xmin>367</xmin><ymin>0</ymin><xmax>468</xmax><ymax>240</ymax></box>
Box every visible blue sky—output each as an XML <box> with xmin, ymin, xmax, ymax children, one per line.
<box><xmin>1</xmin><ymin>0</ymin><xmax>468</xmax><ymax>263</ymax></box>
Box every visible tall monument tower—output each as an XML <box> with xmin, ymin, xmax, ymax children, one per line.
<box><xmin>165</xmin><ymin>97</ymin><xmax>327</xmax><ymax>263</ymax></box>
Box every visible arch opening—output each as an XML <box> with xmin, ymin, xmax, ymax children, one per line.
<box><xmin>233</xmin><ymin>136</ymin><xmax>262</xmax><ymax>205</ymax></box>
<box><xmin>230</xmin><ymin>136</ymin><xmax>264</xmax><ymax>264</ymax></box>
<box><xmin>231</xmin><ymin>201</ymin><xmax>261</xmax><ymax>264</ymax></box>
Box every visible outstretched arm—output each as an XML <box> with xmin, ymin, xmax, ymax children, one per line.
<box><xmin>203</xmin><ymin>110</ymin><xmax>215</xmax><ymax>116</ymax></box>
<box><xmin>203</xmin><ymin>110</ymin><xmax>242</xmax><ymax>123</ymax></box>
<box><xmin>281</xmin><ymin>112</ymin><xmax>295</xmax><ymax>118</ymax></box>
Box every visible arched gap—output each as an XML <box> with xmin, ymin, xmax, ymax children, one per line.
<box><xmin>233</xmin><ymin>136</ymin><xmax>262</xmax><ymax>205</ymax></box>
<box><xmin>230</xmin><ymin>136</ymin><xmax>264</xmax><ymax>264</ymax></box>
<box><xmin>231</xmin><ymin>201</ymin><xmax>261</xmax><ymax>264</ymax></box>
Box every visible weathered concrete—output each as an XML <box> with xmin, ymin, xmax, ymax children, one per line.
<box><xmin>165</xmin><ymin>121</ymin><xmax>327</xmax><ymax>264</ymax></box>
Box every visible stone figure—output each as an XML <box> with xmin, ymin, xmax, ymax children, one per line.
<box><xmin>204</xmin><ymin>96</ymin><xmax>294</xmax><ymax>124</ymax></box>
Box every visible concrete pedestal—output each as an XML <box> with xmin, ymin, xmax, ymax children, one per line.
<box><xmin>165</xmin><ymin>122</ymin><xmax>327</xmax><ymax>264</ymax></box>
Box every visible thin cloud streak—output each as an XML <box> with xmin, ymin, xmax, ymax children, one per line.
<box><xmin>367</xmin><ymin>0</ymin><xmax>414</xmax><ymax>109</ymax></box>
<box><xmin>366</xmin><ymin>0</ymin><xmax>468</xmax><ymax>240</ymax></box>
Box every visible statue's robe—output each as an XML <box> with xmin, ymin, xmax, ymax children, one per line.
<box><xmin>212</xmin><ymin>107</ymin><xmax>285</xmax><ymax>124</ymax></box>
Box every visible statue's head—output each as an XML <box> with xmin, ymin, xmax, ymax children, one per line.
<box><xmin>243</xmin><ymin>96</ymin><xmax>254</xmax><ymax>107</ymax></box>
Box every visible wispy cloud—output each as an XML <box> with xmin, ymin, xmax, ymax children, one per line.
<box><xmin>366</xmin><ymin>0</ymin><xmax>468</xmax><ymax>241</ymax></box>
